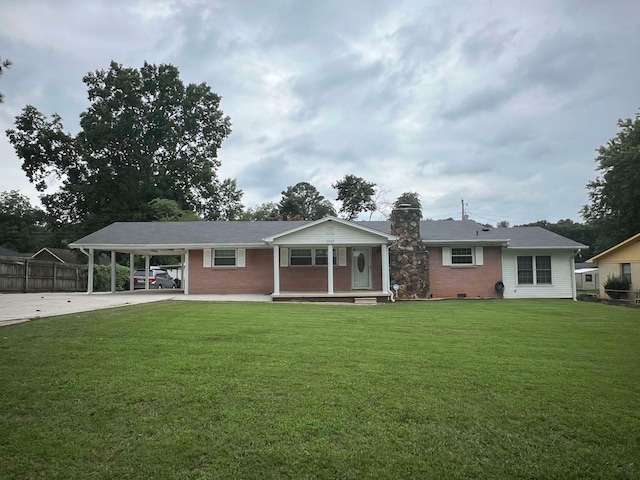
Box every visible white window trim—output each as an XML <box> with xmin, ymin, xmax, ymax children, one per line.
<box><xmin>517</xmin><ymin>255</ymin><xmax>552</xmax><ymax>285</ymax></box>
<box><xmin>442</xmin><ymin>246</ymin><xmax>483</xmax><ymax>266</ymax></box>
<box><xmin>203</xmin><ymin>248</ymin><xmax>246</xmax><ymax>268</ymax></box>
<box><xmin>287</xmin><ymin>247</ymin><xmax>340</xmax><ymax>267</ymax></box>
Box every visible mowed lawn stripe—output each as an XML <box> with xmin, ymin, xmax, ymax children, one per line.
<box><xmin>1</xmin><ymin>300</ymin><xmax>638</xmax><ymax>479</ymax></box>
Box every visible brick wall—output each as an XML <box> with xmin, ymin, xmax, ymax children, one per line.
<box><xmin>280</xmin><ymin>247</ymin><xmax>383</xmax><ymax>292</ymax></box>
<box><xmin>188</xmin><ymin>246</ymin><xmax>385</xmax><ymax>294</ymax></box>
<box><xmin>429</xmin><ymin>246</ymin><xmax>503</xmax><ymax>298</ymax></box>
<box><xmin>189</xmin><ymin>249</ymin><xmax>273</xmax><ymax>294</ymax></box>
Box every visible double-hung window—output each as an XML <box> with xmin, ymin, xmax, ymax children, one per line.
<box><xmin>442</xmin><ymin>247</ymin><xmax>483</xmax><ymax>266</ymax></box>
<box><xmin>314</xmin><ymin>248</ymin><xmax>337</xmax><ymax>266</ymax></box>
<box><xmin>289</xmin><ymin>248</ymin><xmax>337</xmax><ymax>266</ymax></box>
<box><xmin>517</xmin><ymin>255</ymin><xmax>552</xmax><ymax>285</ymax></box>
<box><xmin>203</xmin><ymin>248</ymin><xmax>246</xmax><ymax>268</ymax></box>
<box><xmin>290</xmin><ymin>248</ymin><xmax>313</xmax><ymax>266</ymax></box>
<box><xmin>214</xmin><ymin>249</ymin><xmax>236</xmax><ymax>266</ymax></box>
<box><xmin>621</xmin><ymin>263</ymin><xmax>631</xmax><ymax>284</ymax></box>
<box><xmin>451</xmin><ymin>247</ymin><xmax>473</xmax><ymax>264</ymax></box>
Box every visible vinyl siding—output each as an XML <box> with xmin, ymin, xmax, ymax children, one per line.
<box><xmin>273</xmin><ymin>221</ymin><xmax>388</xmax><ymax>246</ymax></box>
<box><xmin>502</xmin><ymin>250</ymin><xmax>575</xmax><ymax>299</ymax></box>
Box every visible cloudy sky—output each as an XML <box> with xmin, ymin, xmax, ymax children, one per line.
<box><xmin>1</xmin><ymin>0</ymin><xmax>638</xmax><ymax>225</ymax></box>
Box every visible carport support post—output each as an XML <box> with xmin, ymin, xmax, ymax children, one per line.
<box><xmin>327</xmin><ymin>243</ymin><xmax>334</xmax><ymax>295</ymax></box>
<box><xmin>87</xmin><ymin>248</ymin><xmax>94</xmax><ymax>294</ymax></box>
<box><xmin>144</xmin><ymin>255</ymin><xmax>150</xmax><ymax>290</ymax></box>
<box><xmin>111</xmin><ymin>251</ymin><xmax>117</xmax><ymax>293</ymax></box>
<box><xmin>129</xmin><ymin>253</ymin><xmax>135</xmax><ymax>291</ymax></box>
<box><xmin>272</xmin><ymin>245</ymin><xmax>280</xmax><ymax>295</ymax></box>
<box><xmin>183</xmin><ymin>251</ymin><xmax>189</xmax><ymax>294</ymax></box>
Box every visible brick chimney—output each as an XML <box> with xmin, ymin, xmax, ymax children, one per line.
<box><xmin>389</xmin><ymin>205</ymin><xmax>429</xmax><ymax>299</ymax></box>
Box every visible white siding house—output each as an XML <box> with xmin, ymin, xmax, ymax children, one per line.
<box><xmin>502</xmin><ymin>249</ymin><xmax>577</xmax><ymax>299</ymax></box>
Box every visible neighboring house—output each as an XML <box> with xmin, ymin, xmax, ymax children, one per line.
<box><xmin>588</xmin><ymin>232</ymin><xmax>640</xmax><ymax>301</ymax></box>
<box><xmin>0</xmin><ymin>247</ymin><xmax>29</xmax><ymax>258</ymax></box>
<box><xmin>69</xmin><ymin>209</ymin><xmax>585</xmax><ymax>301</ymax></box>
<box><xmin>574</xmin><ymin>263</ymin><xmax>599</xmax><ymax>292</ymax></box>
<box><xmin>32</xmin><ymin>247</ymin><xmax>82</xmax><ymax>264</ymax></box>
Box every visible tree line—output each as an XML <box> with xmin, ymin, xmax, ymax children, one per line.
<box><xmin>1</xmin><ymin>58</ymin><xmax>638</xmax><ymax>258</ymax></box>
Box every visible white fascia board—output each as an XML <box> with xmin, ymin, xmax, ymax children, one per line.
<box><xmin>68</xmin><ymin>242</ymin><xmax>267</xmax><ymax>251</ymax></box>
<box><xmin>33</xmin><ymin>247</ymin><xmax>65</xmax><ymax>263</ymax></box>
<box><xmin>505</xmin><ymin>245</ymin><xmax>585</xmax><ymax>250</ymax></box>
<box><xmin>422</xmin><ymin>240</ymin><xmax>509</xmax><ymax>246</ymax></box>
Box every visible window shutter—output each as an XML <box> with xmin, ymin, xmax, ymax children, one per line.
<box><xmin>475</xmin><ymin>247</ymin><xmax>484</xmax><ymax>265</ymax></box>
<box><xmin>280</xmin><ymin>247</ymin><xmax>289</xmax><ymax>267</ymax></box>
<box><xmin>442</xmin><ymin>247</ymin><xmax>452</xmax><ymax>266</ymax></box>
<box><xmin>203</xmin><ymin>249</ymin><xmax>212</xmax><ymax>268</ymax></box>
<box><xmin>237</xmin><ymin>248</ymin><xmax>246</xmax><ymax>268</ymax></box>
<box><xmin>338</xmin><ymin>247</ymin><xmax>347</xmax><ymax>266</ymax></box>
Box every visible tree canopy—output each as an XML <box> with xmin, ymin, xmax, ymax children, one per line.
<box><xmin>241</xmin><ymin>202</ymin><xmax>280</xmax><ymax>221</ymax></box>
<box><xmin>6</xmin><ymin>61</ymin><xmax>236</xmax><ymax>234</ymax></box>
<box><xmin>278</xmin><ymin>182</ymin><xmax>336</xmax><ymax>220</ymax></box>
<box><xmin>0</xmin><ymin>190</ymin><xmax>48</xmax><ymax>252</ymax></box>
<box><xmin>332</xmin><ymin>174</ymin><xmax>376</xmax><ymax>220</ymax></box>
<box><xmin>393</xmin><ymin>192</ymin><xmax>422</xmax><ymax>210</ymax></box>
<box><xmin>581</xmin><ymin>114</ymin><xmax>640</xmax><ymax>251</ymax></box>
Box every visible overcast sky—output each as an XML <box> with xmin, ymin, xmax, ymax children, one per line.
<box><xmin>1</xmin><ymin>0</ymin><xmax>638</xmax><ymax>225</ymax></box>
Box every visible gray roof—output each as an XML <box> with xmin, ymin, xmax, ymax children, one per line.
<box><xmin>70</xmin><ymin>218</ymin><xmax>586</xmax><ymax>250</ymax></box>
<box><xmin>32</xmin><ymin>247</ymin><xmax>83</xmax><ymax>263</ymax></box>
<box><xmin>70</xmin><ymin>221</ymin><xmax>311</xmax><ymax>248</ymax></box>
<box><xmin>0</xmin><ymin>246</ymin><xmax>28</xmax><ymax>257</ymax></box>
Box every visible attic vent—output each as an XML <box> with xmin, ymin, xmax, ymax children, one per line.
<box><xmin>326</xmin><ymin>225</ymin><xmax>334</xmax><ymax>235</ymax></box>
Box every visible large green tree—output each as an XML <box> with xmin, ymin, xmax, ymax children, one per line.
<box><xmin>0</xmin><ymin>190</ymin><xmax>48</xmax><ymax>252</ymax></box>
<box><xmin>332</xmin><ymin>174</ymin><xmax>376</xmax><ymax>220</ymax></box>
<box><xmin>6</xmin><ymin>61</ymin><xmax>235</xmax><ymax>234</ymax></box>
<box><xmin>393</xmin><ymin>192</ymin><xmax>422</xmax><ymax>210</ymax></box>
<box><xmin>278</xmin><ymin>182</ymin><xmax>336</xmax><ymax>220</ymax></box>
<box><xmin>241</xmin><ymin>202</ymin><xmax>280</xmax><ymax>221</ymax></box>
<box><xmin>581</xmin><ymin>114</ymin><xmax>640</xmax><ymax>251</ymax></box>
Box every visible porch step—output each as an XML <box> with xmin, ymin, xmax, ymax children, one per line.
<box><xmin>354</xmin><ymin>297</ymin><xmax>378</xmax><ymax>305</ymax></box>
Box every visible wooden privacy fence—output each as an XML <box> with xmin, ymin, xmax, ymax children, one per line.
<box><xmin>0</xmin><ymin>256</ymin><xmax>88</xmax><ymax>292</ymax></box>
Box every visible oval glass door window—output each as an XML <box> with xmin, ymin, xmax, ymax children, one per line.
<box><xmin>357</xmin><ymin>252</ymin><xmax>365</xmax><ymax>272</ymax></box>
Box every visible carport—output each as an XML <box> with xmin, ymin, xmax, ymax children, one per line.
<box><xmin>70</xmin><ymin>244</ymin><xmax>188</xmax><ymax>294</ymax></box>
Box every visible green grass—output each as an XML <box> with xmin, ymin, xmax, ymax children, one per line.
<box><xmin>1</xmin><ymin>300</ymin><xmax>639</xmax><ymax>479</ymax></box>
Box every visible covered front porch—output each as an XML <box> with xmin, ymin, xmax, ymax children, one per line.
<box><xmin>263</xmin><ymin>218</ymin><xmax>397</xmax><ymax>303</ymax></box>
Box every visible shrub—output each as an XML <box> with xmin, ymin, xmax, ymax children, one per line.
<box><xmin>92</xmin><ymin>265</ymin><xmax>131</xmax><ymax>292</ymax></box>
<box><xmin>603</xmin><ymin>274</ymin><xmax>631</xmax><ymax>299</ymax></box>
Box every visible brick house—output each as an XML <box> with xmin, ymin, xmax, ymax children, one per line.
<box><xmin>69</xmin><ymin>208</ymin><xmax>585</xmax><ymax>301</ymax></box>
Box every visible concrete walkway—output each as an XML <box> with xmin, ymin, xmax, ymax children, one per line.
<box><xmin>0</xmin><ymin>291</ymin><xmax>272</xmax><ymax>327</ymax></box>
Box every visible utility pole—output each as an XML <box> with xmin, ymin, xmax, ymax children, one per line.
<box><xmin>461</xmin><ymin>199</ymin><xmax>469</xmax><ymax>220</ymax></box>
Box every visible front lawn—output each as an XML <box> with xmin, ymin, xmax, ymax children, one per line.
<box><xmin>1</xmin><ymin>300</ymin><xmax>638</xmax><ymax>479</ymax></box>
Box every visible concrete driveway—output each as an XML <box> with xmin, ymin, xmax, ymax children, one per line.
<box><xmin>0</xmin><ymin>291</ymin><xmax>271</xmax><ymax>327</ymax></box>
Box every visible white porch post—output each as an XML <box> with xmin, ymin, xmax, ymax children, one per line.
<box><xmin>129</xmin><ymin>253</ymin><xmax>135</xmax><ymax>291</ymax></box>
<box><xmin>273</xmin><ymin>245</ymin><xmax>280</xmax><ymax>295</ymax></box>
<box><xmin>87</xmin><ymin>248</ymin><xmax>94</xmax><ymax>294</ymax></box>
<box><xmin>381</xmin><ymin>243</ymin><xmax>390</xmax><ymax>292</ymax></box>
<box><xmin>327</xmin><ymin>244</ymin><xmax>334</xmax><ymax>294</ymax></box>
<box><xmin>110</xmin><ymin>251</ymin><xmax>117</xmax><ymax>293</ymax></box>
<box><xmin>183</xmin><ymin>250</ymin><xmax>189</xmax><ymax>295</ymax></box>
<box><xmin>144</xmin><ymin>255</ymin><xmax>150</xmax><ymax>290</ymax></box>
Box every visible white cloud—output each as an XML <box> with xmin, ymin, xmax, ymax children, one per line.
<box><xmin>1</xmin><ymin>0</ymin><xmax>639</xmax><ymax>226</ymax></box>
